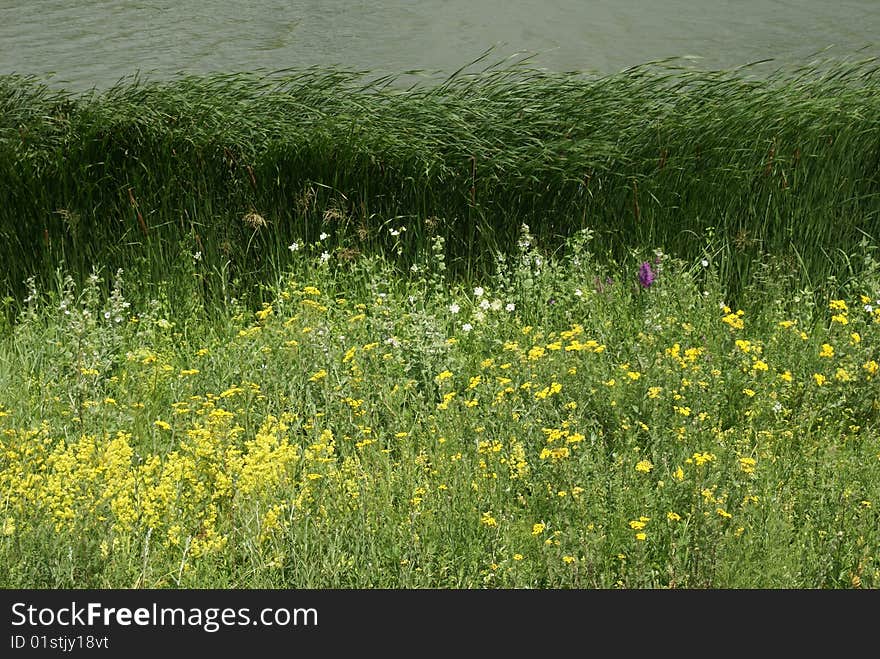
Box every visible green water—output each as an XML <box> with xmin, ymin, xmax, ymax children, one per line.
<box><xmin>1</xmin><ymin>0</ymin><xmax>877</xmax><ymax>89</ymax></box>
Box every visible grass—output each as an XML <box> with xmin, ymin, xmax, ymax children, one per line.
<box><xmin>1</xmin><ymin>228</ymin><xmax>878</xmax><ymax>588</ymax></box>
<box><xmin>1</xmin><ymin>55</ymin><xmax>879</xmax><ymax>588</ymax></box>
<box><xmin>1</xmin><ymin>54</ymin><xmax>879</xmax><ymax>312</ymax></box>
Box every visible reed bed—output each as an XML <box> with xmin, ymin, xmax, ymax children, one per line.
<box><xmin>1</xmin><ymin>55</ymin><xmax>879</xmax><ymax>309</ymax></box>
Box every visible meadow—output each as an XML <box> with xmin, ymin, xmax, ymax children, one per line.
<box><xmin>0</xmin><ymin>57</ymin><xmax>879</xmax><ymax>588</ymax></box>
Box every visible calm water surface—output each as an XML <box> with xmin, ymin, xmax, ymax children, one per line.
<box><xmin>0</xmin><ymin>1</ymin><xmax>877</xmax><ymax>90</ymax></box>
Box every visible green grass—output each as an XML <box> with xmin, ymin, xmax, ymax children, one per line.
<box><xmin>1</xmin><ymin>55</ymin><xmax>879</xmax><ymax>588</ymax></box>
<box><xmin>1</xmin><ymin>54</ymin><xmax>879</xmax><ymax>312</ymax></box>
<box><xmin>1</xmin><ymin>230</ymin><xmax>878</xmax><ymax>588</ymax></box>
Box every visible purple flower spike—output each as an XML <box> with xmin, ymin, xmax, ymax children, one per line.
<box><xmin>638</xmin><ymin>261</ymin><xmax>655</xmax><ymax>288</ymax></box>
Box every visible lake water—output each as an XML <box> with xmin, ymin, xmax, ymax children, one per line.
<box><xmin>1</xmin><ymin>1</ymin><xmax>878</xmax><ymax>91</ymax></box>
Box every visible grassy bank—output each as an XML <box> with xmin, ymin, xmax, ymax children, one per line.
<box><xmin>1</xmin><ymin>56</ymin><xmax>879</xmax><ymax>310</ymax></box>
<box><xmin>2</xmin><ymin>56</ymin><xmax>880</xmax><ymax>588</ymax></box>
<box><xmin>1</xmin><ymin>231</ymin><xmax>879</xmax><ymax>588</ymax></box>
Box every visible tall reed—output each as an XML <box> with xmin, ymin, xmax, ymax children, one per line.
<box><xmin>1</xmin><ymin>55</ymin><xmax>878</xmax><ymax>308</ymax></box>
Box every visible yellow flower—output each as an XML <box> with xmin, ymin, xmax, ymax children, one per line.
<box><xmin>673</xmin><ymin>466</ymin><xmax>685</xmax><ymax>481</ymax></box>
<box><xmin>562</xmin><ymin>555</ymin><xmax>577</xmax><ymax>564</ymax></box>
<box><xmin>255</xmin><ymin>304</ymin><xmax>274</xmax><ymax>321</ymax></box>
<box><xmin>738</xmin><ymin>457</ymin><xmax>757</xmax><ymax>474</ymax></box>
<box><xmin>692</xmin><ymin>451</ymin><xmax>716</xmax><ymax>466</ymax></box>
<box><xmin>531</xmin><ymin>523</ymin><xmax>545</xmax><ymax>535</ymax></box>
<box><xmin>308</xmin><ymin>369</ymin><xmax>328</xmax><ymax>382</ymax></box>
<box><xmin>716</xmin><ymin>508</ymin><xmax>732</xmax><ymax>519</ymax></box>
<box><xmin>539</xmin><ymin>446</ymin><xmax>570</xmax><ymax>461</ymax></box>
<box><xmin>513</xmin><ymin>553</ymin><xmax>524</xmax><ymax>561</ymax></box>
<box><xmin>813</xmin><ymin>373</ymin><xmax>827</xmax><ymax>386</ymax></box>
<box><xmin>864</xmin><ymin>360</ymin><xmax>879</xmax><ymax>376</ymax></box>
<box><xmin>666</xmin><ymin>512</ymin><xmax>681</xmax><ymax>522</ymax></box>
<box><xmin>635</xmin><ymin>460</ymin><xmax>654</xmax><ymax>473</ymax></box>
<box><xmin>819</xmin><ymin>343</ymin><xmax>834</xmax><ymax>358</ymax></box>
<box><xmin>648</xmin><ymin>386</ymin><xmax>662</xmax><ymax>399</ymax></box>
<box><xmin>851</xmin><ymin>332</ymin><xmax>861</xmax><ymax>344</ymax></box>
<box><xmin>829</xmin><ymin>299</ymin><xmax>848</xmax><ymax>312</ymax></box>
<box><xmin>831</xmin><ymin>314</ymin><xmax>848</xmax><ymax>325</ymax></box>
<box><xmin>534</xmin><ymin>381</ymin><xmax>563</xmax><ymax>400</ymax></box>
<box><xmin>779</xmin><ymin>370</ymin><xmax>793</xmax><ymax>383</ymax></box>
<box><xmin>722</xmin><ymin>310</ymin><xmax>745</xmax><ymax>329</ymax></box>
<box><xmin>153</xmin><ymin>420</ymin><xmax>171</xmax><ymax>431</ymax></box>
<box><xmin>527</xmin><ymin>345</ymin><xmax>546</xmax><ymax>361</ymax></box>
<box><xmin>634</xmin><ymin>533</ymin><xmax>647</xmax><ymax>541</ymax></box>
<box><xmin>481</xmin><ymin>512</ymin><xmax>497</xmax><ymax>528</ymax></box>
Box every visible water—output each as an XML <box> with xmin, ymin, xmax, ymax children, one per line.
<box><xmin>1</xmin><ymin>1</ymin><xmax>877</xmax><ymax>91</ymax></box>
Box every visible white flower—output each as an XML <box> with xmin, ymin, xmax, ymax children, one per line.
<box><xmin>193</xmin><ymin>251</ymin><xmax>202</xmax><ymax>262</ymax></box>
<box><xmin>490</xmin><ymin>299</ymin><xmax>503</xmax><ymax>312</ymax></box>
<box><xmin>574</xmin><ymin>288</ymin><xmax>583</xmax><ymax>297</ymax></box>
<box><xmin>866</xmin><ymin>304</ymin><xmax>874</xmax><ymax>313</ymax></box>
<box><xmin>104</xmin><ymin>311</ymin><xmax>111</xmax><ymax>320</ymax></box>
<box><xmin>449</xmin><ymin>303</ymin><xmax>460</xmax><ymax>314</ymax></box>
<box><xmin>319</xmin><ymin>232</ymin><xmax>329</xmax><ymax>241</ymax></box>
<box><xmin>462</xmin><ymin>323</ymin><xmax>473</xmax><ymax>333</ymax></box>
<box><xmin>474</xmin><ymin>286</ymin><xmax>485</xmax><ymax>298</ymax></box>
<box><xmin>701</xmin><ymin>259</ymin><xmax>709</xmax><ymax>267</ymax></box>
<box><xmin>473</xmin><ymin>310</ymin><xmax>486</xmax><ymax>322</ymax></box>
<box><xmin>288</xmin><ymin>241</ymin><xmax>300</xmax><ymax>252</ymax></box>
<box><xmin>320</xmin><ymin>251</ymin><xmax>331</xmax><ymax>262</ymax></box>
<box><xmin>505</xmin><ymin>303</ymin><xmax>516</xmax><ymax>312</ymax></box>
<box><xmin>479</xmin><ymin>299</ymin><xmax>490</xmax><ymax>310</ymax></box>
